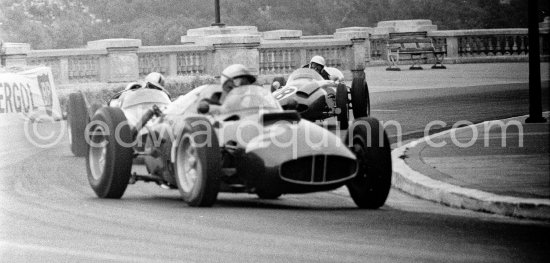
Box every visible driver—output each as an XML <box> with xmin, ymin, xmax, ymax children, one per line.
<box><xmin>142</xmin><ymin>72</ymin><xmax>170</xmax><ymax>98</ymax></box>
<box><xmin>110</xmin><ymin>72</ymin><xmax>170</xmax><ymax>106</ymax></box>
<box><xmin>143</xmin><ymin>72</ymin><xmax>166</xmax><ymax>89</ymax></box>
<box><xmin>123</xmin><ymin>72</ymin><xmax>167</xmax><ymax>92</ymax></box>
<box><xmin>303</xmin><ymin>55</ymin><xmax>330</xmax><ymax>80</ymax></box>
<box><xmin>207</xmin><ymin>64</ymin><xmax>257</xmax><ymax>105</ymax></box>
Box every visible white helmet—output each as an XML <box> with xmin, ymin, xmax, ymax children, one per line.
<box><xmin>310</xmin><ymin>55</ymin><xmax>326</xmax><ymax>67</ymax></box>
<box><xmin>144</xmin><ymin>72</ymin><xmax>166</xmax><ymax>90</ymax></box>
<box><xmin>220</xmin><ymin>64</ymin><xmax>256</xmax><ymax>92</ymax></box>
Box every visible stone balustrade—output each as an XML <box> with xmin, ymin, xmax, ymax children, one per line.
<box><xmin>429</xmin><ymin>29</ymin><xmax>532</xmax><ymax>63</ymax></box>
<box><xmin>137</xmin><ymin>45</ymin><xmax>213</xmax><ymax>77</ymax></box>
<box><xmin>370</xmin><ymin>28</ymin><xmax>548</xmax><ymax>65</ymax></box>
<box><xmin>1</xmin><ymin>20</ymin><xmax>548</xmax><ymax>85</ymax></box>
<box><xmin>27</xmin><ymin>47</ymin><xmax>105</xmax><ymax>84</ymax></box>
<box><xmin>259</xmin><ymin>39</ymin><xmax>353</xmax><ymax>75</ymax></box>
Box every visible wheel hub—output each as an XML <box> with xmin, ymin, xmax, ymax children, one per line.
<box><xmin>177</xmin><ymin>140</ymin><xmax>201</xmax><ymax>193</ymax></box>
<box><xmin>89</xmin><ymin>127</ymin><xmax>108</xmax><ymax>180</ymax></box>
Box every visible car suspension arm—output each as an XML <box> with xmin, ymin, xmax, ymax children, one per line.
<box><xmin>133</xmin><ymin>104</ymin><xmax>163</xmax><ymax>137</ymax></box>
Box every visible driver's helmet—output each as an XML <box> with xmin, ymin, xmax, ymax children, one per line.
<box><xmin>310</xmin><ymin>55</ymin><xmax>326</xmax><ymax>68</ymax></box>
<box><xmin>220</xmin><ymin>64</ymin><xmax>257</xmax><ymax>93</ymax></box>
<box><xmin>144</xmin><ymin>72</ymin><xmax>166</xmax><ymax>90</ymax></box>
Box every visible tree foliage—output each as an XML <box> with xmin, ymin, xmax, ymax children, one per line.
<box><xmin>0</xmin><ymin>0</ymin><xmax>547</xmax><ymax>49</ymax></box>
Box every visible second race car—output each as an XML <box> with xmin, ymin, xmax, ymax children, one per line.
<box><xmin>271</xmin><ymin>67</ymin><xmax>370</xmax><ymax>130</ymax></box>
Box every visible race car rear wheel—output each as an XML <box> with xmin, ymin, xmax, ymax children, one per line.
<box><xmin>335</xmin><ymin>84</ymin><xmax>349</xmax><ymax>130</ymax></box>
<box><xmin>346</xmin><ymin>117</ymin><xmax>392</xmax><ymax>209</ymax></box>
<box><xmin>271</xmin><ymin>76</ymin><xmax>286</xmax><ymax>92</ymax></box>
<box><xmin>67</xmin><ymin>92</ymin><xmax>88</xmax><ymax>156</ymax></box>
<box><xmin>90</xmin><ymin>103</ymin><xmax>102</xmax><ymax>116</ymax></box>
<box><xmin>175</xmin><ymin>117</ymin><xmax>221</xmax><ymax>207</ymax></box>
<box><xmin>350</xmin><ymin>77</ymin><xmax>371</xmax><ymax>118</ymax></box>
<box><xmin>86</xmin><ymin>107</ymin><xmax>133</xmax><ymax>199</ymax></box>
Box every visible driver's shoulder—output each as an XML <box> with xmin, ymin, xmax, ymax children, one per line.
<box><xmin>320</xmin><ymin>69</ymin><xmax>331</xmax><ymax>80</ymax></box>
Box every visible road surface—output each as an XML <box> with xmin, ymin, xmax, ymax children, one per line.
<box><xmin>0</xmin><ymin>83</ymin><xmax>548</xmax><ymax>262</ymax></box>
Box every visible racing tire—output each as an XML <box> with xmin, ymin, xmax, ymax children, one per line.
<box><xmin>174</xmin><ymin>117</ymin><xmax>221</xmax><ymax>207</ymax></box>
<box><xmin>86</xmin><ymin>107</ymin><xmax>133</xmax><ymax>199</ymax></box>
<box><xmin>90</xmin><ymin>103</ymin><xmax>102</xmax><ymax>116</ymax></box>
<box><xmin>68</xmin><ymin>92</ymin><xmax>89</xmax><ymax>157</ymax></box>
<box><xmin>271</xmin><ymin>76</ymin><xmax>286</xmax><ymax>92</ymax></box>
<box><xmin>335</xmin><ymin>84</ymin><xmax>349</xmax><ymax>130</ymax></box>
<box><xmin>346</xmin><ymin>117</ymin><xmax>392</xmax><ymax>209</ymax></box>
<box><xmin>350</xmin><ymin>77</ymin><xmax>371</xmax><ymax>118</ymax></box>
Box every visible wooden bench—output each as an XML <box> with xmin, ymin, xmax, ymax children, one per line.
<box><xmin>386</xmin><ymin>32</ymin><xmax>446</xmax><ymax>71</ymax></box>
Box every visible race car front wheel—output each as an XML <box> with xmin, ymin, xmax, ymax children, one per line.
<box><xmin>335</xmin><ymin>83</ymin><xmax>349</xmax><ymax>130</ymax></box>
<box><xmin>350</xmin><ymin>77</ymin><xmax>371</xmax><ymax>118</ymax></box>
<box><xmin>86</xmin><ymin>107</ymin><xmax>133</xmax><ymax>198</ymax></box>
<box><xmin>346</xmin><ymin>117</ymin><xmax>392</xmax><ymax>209</ymax></box>
<box><xmin>67</xmin><ymin>92</ymin><xmax>88</xmax><ymax>156</ymax></box>
<box><xmin>175</xmin><ymin>117</ymin><xmax>221</xmax><ymax>207</ymax></box>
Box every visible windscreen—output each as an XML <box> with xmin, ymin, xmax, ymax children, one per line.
<box><xmin>222</xmin><ymin>85</ymin><xmax>282</xmax><ymax>112</ymax></box>
<box><xmin>286</xmin><ymin>68</ymin><xmax>324</xmax><ymax>83</ymax></box>
<box><xmin>121</xmin><ymin>88</ymin><xmax>171</xmax><ymax>109</ymax></box>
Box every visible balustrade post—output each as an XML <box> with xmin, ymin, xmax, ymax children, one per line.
<box><xmin>97</xmin><ymin>56</ymin><xmax>109</xmax><ymax>82</ymax></box>
<box><xmin>203</xmin><ymin>52</ymin><xmax>215</xmax><ymax>76</ymax></box>
<box><xmin>1</xmin><ymin>43</ymin><xmax>30</xmax><ymax>67</ymax></box>
<box><xmin>210</xmin><ymin>41</ymin><xmax>260</xmax><ymax>77</ymax></box>
<box><xmin>334</xmin><ymin>27</ymin><xmax>371</xmax><ymax>70</ymax></box>
<box><xmin>299</xmin><ymin>49</ymin><xmax>308</xmax><ymax>67</ymax></box>
<box><xmin>351</xmin><ymin>38</ymin><xmax>367</xmax><ymax>70</ymax></box>
<box><xmin>87</xmin><ymin>39</ymin><xmax>141</xmax><ymax>83</ymax></box>
<box><xmin>181</xmin><ymin>26</ymin><xmax>261</xmax><ymax>76</ymax></box>
<box><xmin>168</xmin><ymin>54</ymin><xmax>178</xmax><ymax>77</ymax></box>
<box><xmin>59</xmin><ymin>58</ymin><xmax>69</xmax><ymax>84</ymax></box>
<box><xmin>445</xmin><ymin>36</ymin><xmax>459</xmax><ymax>58</ymax></box>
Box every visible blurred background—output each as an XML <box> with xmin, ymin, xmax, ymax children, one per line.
<box><xmin>1</xmin><ymin>0</ymin><xmax>549</xmax><ymax>49</ymax></box>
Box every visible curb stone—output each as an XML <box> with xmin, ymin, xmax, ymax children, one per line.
<box><xmin>391</xmin><ymin>115</ymin><xmax>550</xmax><ymax>220</ymax></box>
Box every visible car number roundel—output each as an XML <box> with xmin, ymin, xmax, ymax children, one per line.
<box><xmin>273</xmin><ymin>86</ymin><xmax>297</xmax><ymax>100</ymax></box>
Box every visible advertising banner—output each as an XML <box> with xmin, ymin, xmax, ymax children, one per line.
<box><xmin>0</xmin><ymin>66</ymin><xmax>62</xmax><ymax>122</ymax></box>
<box><xmin>0</xmin><ymin>67</ymin><xmax>65</xmax><ymax>166</ymax></box>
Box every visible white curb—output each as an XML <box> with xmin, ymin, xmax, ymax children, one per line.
<box><xmin>391</xmin><ymin>116</ymin><xmax>550</xmax><ymax>220</ymax></box>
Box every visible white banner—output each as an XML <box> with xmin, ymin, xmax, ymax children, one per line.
<box><xmin>0</xmin><ymin>66</ymin><xmax>62</xmax><ymax>121</ymax></box>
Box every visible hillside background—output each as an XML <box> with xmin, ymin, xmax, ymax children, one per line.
<box><xmin>1</xmin><ymin>0</ymin><xmax>549</xmax><ymax>49</ymax></box>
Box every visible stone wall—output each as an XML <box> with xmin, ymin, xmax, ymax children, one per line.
<box><xmin>1</xmin><ymin>19</ymin><xmax>549</xmax><ymax>86</ymax></box>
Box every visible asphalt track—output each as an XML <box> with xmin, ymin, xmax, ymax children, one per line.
<box><xmin>0</xmin><ymin>83</ymin><xmax>549</xmax><ymax>262</ymax></box>
<box><xmin>371</xmin><ymin>82</ymin><xmax>549</xmax><ymax>144</ymax></box>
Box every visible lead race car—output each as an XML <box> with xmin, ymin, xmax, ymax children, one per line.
<box><xmin>271</xmin><ymin>67</ymin><xmax>370</xmax><ymax>130</ymax></box>
<box><xmin>86</xmin><ymin>83</ymin><xmax>392</xmax><ymax>208</ymax></box>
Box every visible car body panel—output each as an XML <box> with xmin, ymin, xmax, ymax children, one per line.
<box><xmin>108</xmin><ymin>88</ymin><xmax>171</xmax><ymax>127</ymax></box>
<box><xmin>137</xmin><ymin>84</ymin><xmax>358</xmax><ymax>194</ymax></box>
<box><xmin>273</xmin><ymin>68</ymin><xmax>343</xmax><ymax>122</ymax></box>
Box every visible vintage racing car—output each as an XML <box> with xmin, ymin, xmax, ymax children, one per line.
<box><xmin>85</xmin><ymin>83</ymin><xmax>392</xmax><ymax>208</ymax></box>
<box><xmin>271</xmin><ymin>68</ymin><xmax>370</xmax><ymax>130</ymax></box>
<box><xmin>66</xmin><ymin>81</ymin><xmax>171</xmax><ymax>156</ymax></box>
